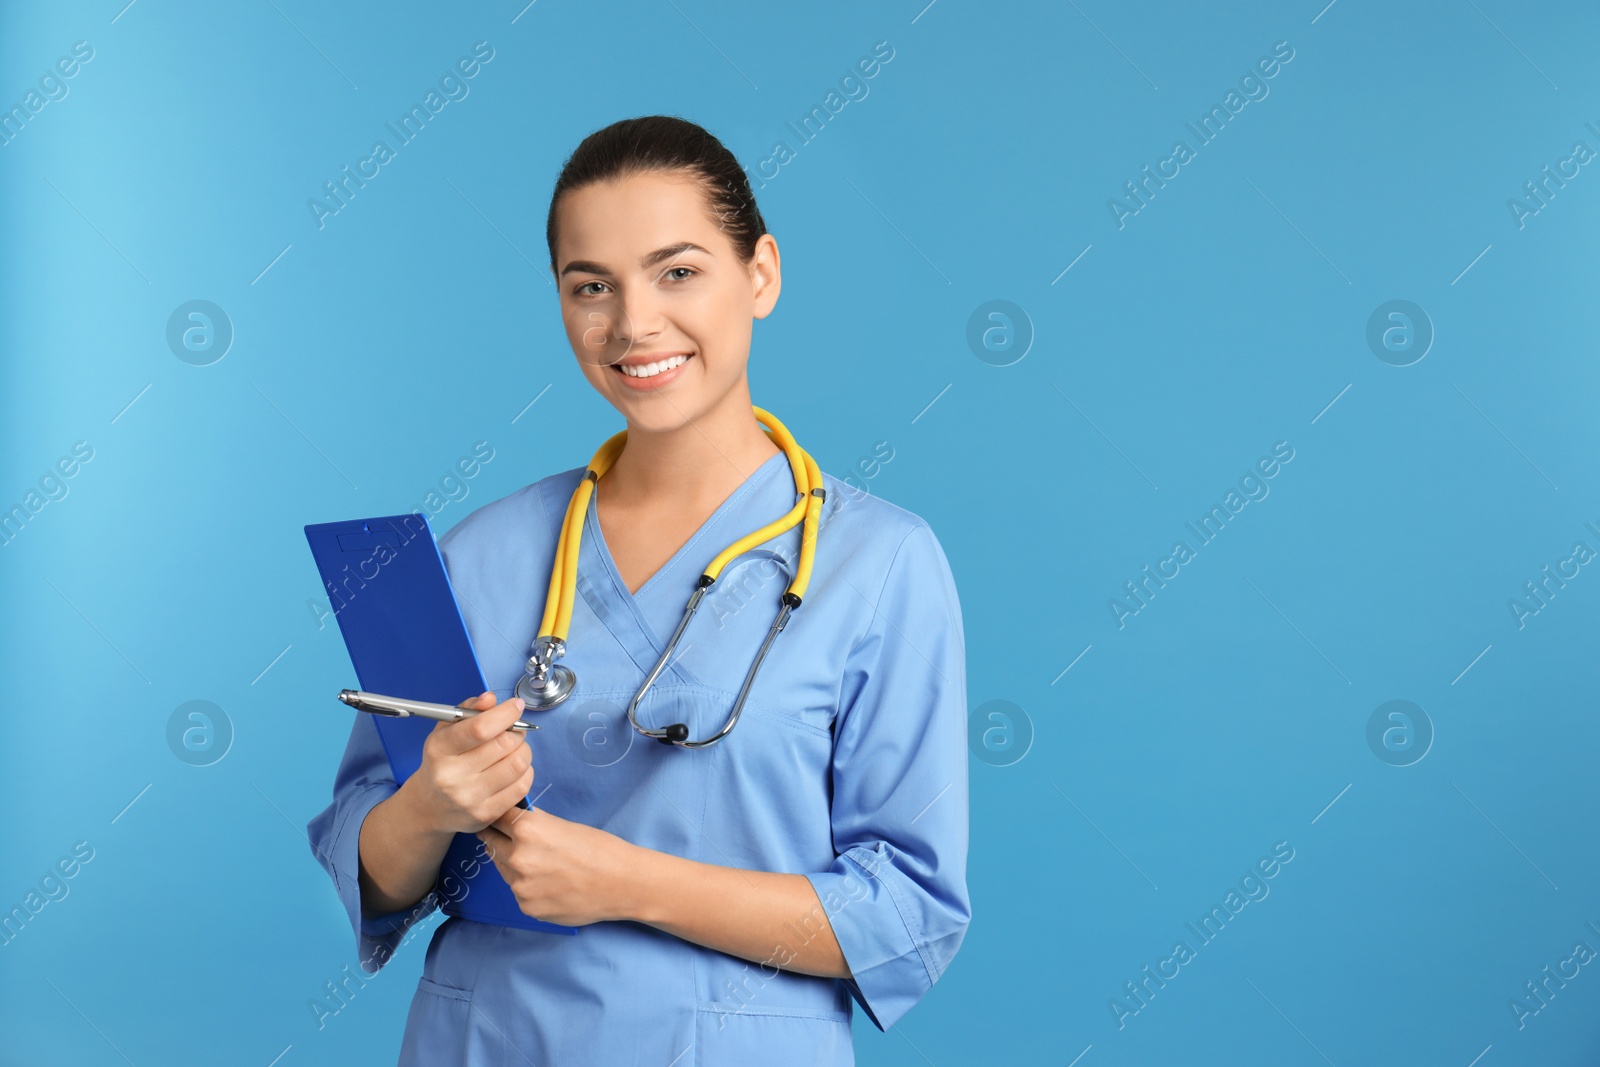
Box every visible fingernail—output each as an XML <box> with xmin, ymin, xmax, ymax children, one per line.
<box><xmin>512</xmin><ymin>697</ymin><xmax>525</xmax><ymax>712</ymax></box>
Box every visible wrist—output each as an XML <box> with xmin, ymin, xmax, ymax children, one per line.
<box><xmin>393</xmin><ymin>775</ymin><xmax>457</xmax><ymax>841</ymax></box>
<box><xmin>609</xmin><ymin>837</ymin><xmax>668</xmax><ymax>925</ymax></box>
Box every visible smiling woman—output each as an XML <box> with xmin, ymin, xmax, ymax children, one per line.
<box><xmin>306</xmin><ymin>115</ymin><xmax>971</xmax><ymax>1067</ymax></box>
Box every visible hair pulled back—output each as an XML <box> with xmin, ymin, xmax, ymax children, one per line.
<box><xmin>545</xmin><ymin>115</ymin><xmax>768</xmax><ymax>270</ymax></box>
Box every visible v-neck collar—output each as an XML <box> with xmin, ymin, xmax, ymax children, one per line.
<box><xmin>564</xmin><ymin>449</ymin><xmax>792</xmax><ymax>677</ymax></box>
<box><xmin>586</xmin><ymin>448</ymin><xmax>791</xmax><ymax>605</ymax></box>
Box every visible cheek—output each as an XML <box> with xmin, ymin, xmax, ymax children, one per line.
<box><xmin>575</xmin><ymin>359</ymin><xmax>611</xmax><ymax>392</ymax></box>
<box><xmin>698</xmin><ymin>287</ymin><xmax>752</xmax><ymax>358</ymax></box>
<box><xmin>562</xmin><ymin>306</ymin><xmax>614</xmax><ymax>371</ymax></box>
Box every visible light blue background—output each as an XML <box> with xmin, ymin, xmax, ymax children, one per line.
<box><xmin>3</xmin><ymin>1</ymin><xmax>1599</xmax><ymax>1064</ymax></box>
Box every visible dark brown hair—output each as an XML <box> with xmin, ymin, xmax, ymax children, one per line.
<box><xmin>545</xmin><ymin>115</ymin><xmax>768</xmax><ymax>270</ymax></box>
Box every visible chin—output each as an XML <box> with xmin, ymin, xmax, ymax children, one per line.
<box><xmin>616</xmin><ymin>400</ymin><xmax>709</xmax><ymax>432</ymax></box>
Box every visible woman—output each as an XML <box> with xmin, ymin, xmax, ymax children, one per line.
<box><xmin>307</xmin><ymin>115</ymin><xmax>970</xmax><ymax>1065</ymax></box>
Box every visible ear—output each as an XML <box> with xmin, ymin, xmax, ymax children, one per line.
<box><xmin>750</xmin><ymin>234</ymin><xmax>782</xmax><ymax>320</ymax></box>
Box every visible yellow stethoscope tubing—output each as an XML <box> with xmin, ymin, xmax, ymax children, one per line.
<box><xmin>538</xmin><ymin>430</ymin><xmax>624</xmax><ymax>639</ymax></box>
<box><xmin>537</xmin><ymin>407</ymin><xmax>820</xmax><ymax>646</ymax></box>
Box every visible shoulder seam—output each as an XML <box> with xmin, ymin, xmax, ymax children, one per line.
<box><xmin>533</xmin><ymin>472</ymin><xmax>554</xmax><ymax>535</ymax></box>
<box><xmin>845</xmin><ymin>520</ymin><xmax>928</xmax><ymax>662</ymax></box>
<box><xmin>819</xmin><ymin>470</ymin><xmax>926</xmax><ymax>528</ymax></box>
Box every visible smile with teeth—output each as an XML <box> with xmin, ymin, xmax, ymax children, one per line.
<box><xmin>615</xmin><ymin>354</ymin><xmax>691</xmax><ymax>378</ymax></box>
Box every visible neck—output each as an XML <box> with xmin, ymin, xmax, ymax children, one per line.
<box><xmin>602</xmin><ymin>384</ymin><xmax>783</xmax><ymax>507</ymax></box>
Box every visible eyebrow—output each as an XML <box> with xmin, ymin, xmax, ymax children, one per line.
<box><xmin>558</xmin><ymin>241</ymin><xmax>712</xmax><ymax>278</ymax></box>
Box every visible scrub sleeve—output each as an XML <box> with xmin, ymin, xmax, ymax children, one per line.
<box><xmin>803</xmin><ymin>520</ymin><xmax>972</xmax><ymax>1031</ymax></box>
<box><xmin>306</xmin><ymin>713</ymin><xmax>438</xmax><ymax>973</ymax></box>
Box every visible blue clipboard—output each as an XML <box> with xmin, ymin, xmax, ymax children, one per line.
<box><xmin>304</xmin><ymin>512</ymin><xmax>577</xmax><ymax>936</ymax></box>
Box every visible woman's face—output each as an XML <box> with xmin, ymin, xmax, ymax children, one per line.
<box><xmin>552</xmin><ymin>170</ymin><xmax>780</xmax><ymax>431</ymax></box>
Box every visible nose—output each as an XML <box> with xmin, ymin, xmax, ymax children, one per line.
<box><xmin>612</xmin><ymin>284</ymin><xmax>666</xmax><ymax>352</ymax></box>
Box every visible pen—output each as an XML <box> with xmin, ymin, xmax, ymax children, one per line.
<box><xmin>338</xmin><ymin>689</ymin><xmax>540</xmax><ymax>731</ymax></box>
<box><xmin>336</xmin><ymin>688</ymin><xmax>537</xmax><ymax>809</ymax></box>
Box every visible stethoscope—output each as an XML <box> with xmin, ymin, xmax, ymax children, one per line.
<box><xmin>514</xmin><ymin>406</ymin><xmax>824</xmax><ymax>748</ymax></box>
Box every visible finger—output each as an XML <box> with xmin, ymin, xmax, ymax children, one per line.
<box><xmin>491</xmin><ymin>802</ymin><xmax>531</xmax><ymax>834</ymax></box>
<box><xmin>476</xmin><ymin>821</ymin><xmax>513</xmax><ymax>857</ymax></box>
<box><xmin>438</xmin><ymin>694</ymin><xmax>526</xmax><ymax>754</ymax></box>
<box><xmin>455</xmin><ymin>753</ymin><xmax>532</xmax><ymax>825</ymax></box>
<box><xmin>458</xmin><ymin>729</ymin><xmax>529</xmax><ymax>775</ymax></box>
<box><xmin>483</xmin><ymin>766</ymin><xmax>536</xmax><ymax>828</ymax></box>
<box><xmin>486</xmin><ymin>737</ymin><xmax>534</xmax><ymax>780</ymax></box>
<box><xmin>431</xmin><ymin>692</ymin><xmax>495</xmax><ymax>741</ymax></box>
<box><xmin>461</xmin><ymin>694</ymin><xmax>527</xmax><ymax>744</ymax></box>
<box><xmin>469</xmin><ymin>743</ymin><xmax>532</xmax><ymax>797</ymax></box>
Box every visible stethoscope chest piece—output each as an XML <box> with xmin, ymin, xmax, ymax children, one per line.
<box><xmin>516</xmin><ymin>635</ymin><xmax>577</xmax><ymax>709</ymax></box>
<box><xmin>516</xmin><ymin>663</ymin><xmax>576</xmax><ymax>709</ymax></box>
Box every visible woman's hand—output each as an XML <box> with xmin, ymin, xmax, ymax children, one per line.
<box><xmin>401</xmin><ymin>691</ymin><xmax>535</xmax><ymax>835</ymax></box>
<box><xmin>475</xmin><ymin>806</ymin><xmax>639</xmax><ymax>927</ymax></box>
<box><xmin>357</xmin><ymin>692</ymin><xmax>532</xmax><ymax>917</ymax></box>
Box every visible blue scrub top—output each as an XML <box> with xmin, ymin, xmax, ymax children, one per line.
<box><xmin>306</xmin><ymin>449</ymin><xmax>971</xmax><ymax>1065</ymax></box>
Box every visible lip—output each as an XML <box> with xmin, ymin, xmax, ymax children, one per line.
<box><xmin>610</xmin><ymin>352</ymin><xmax>693</xmax><ymax>391</ymax></box>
